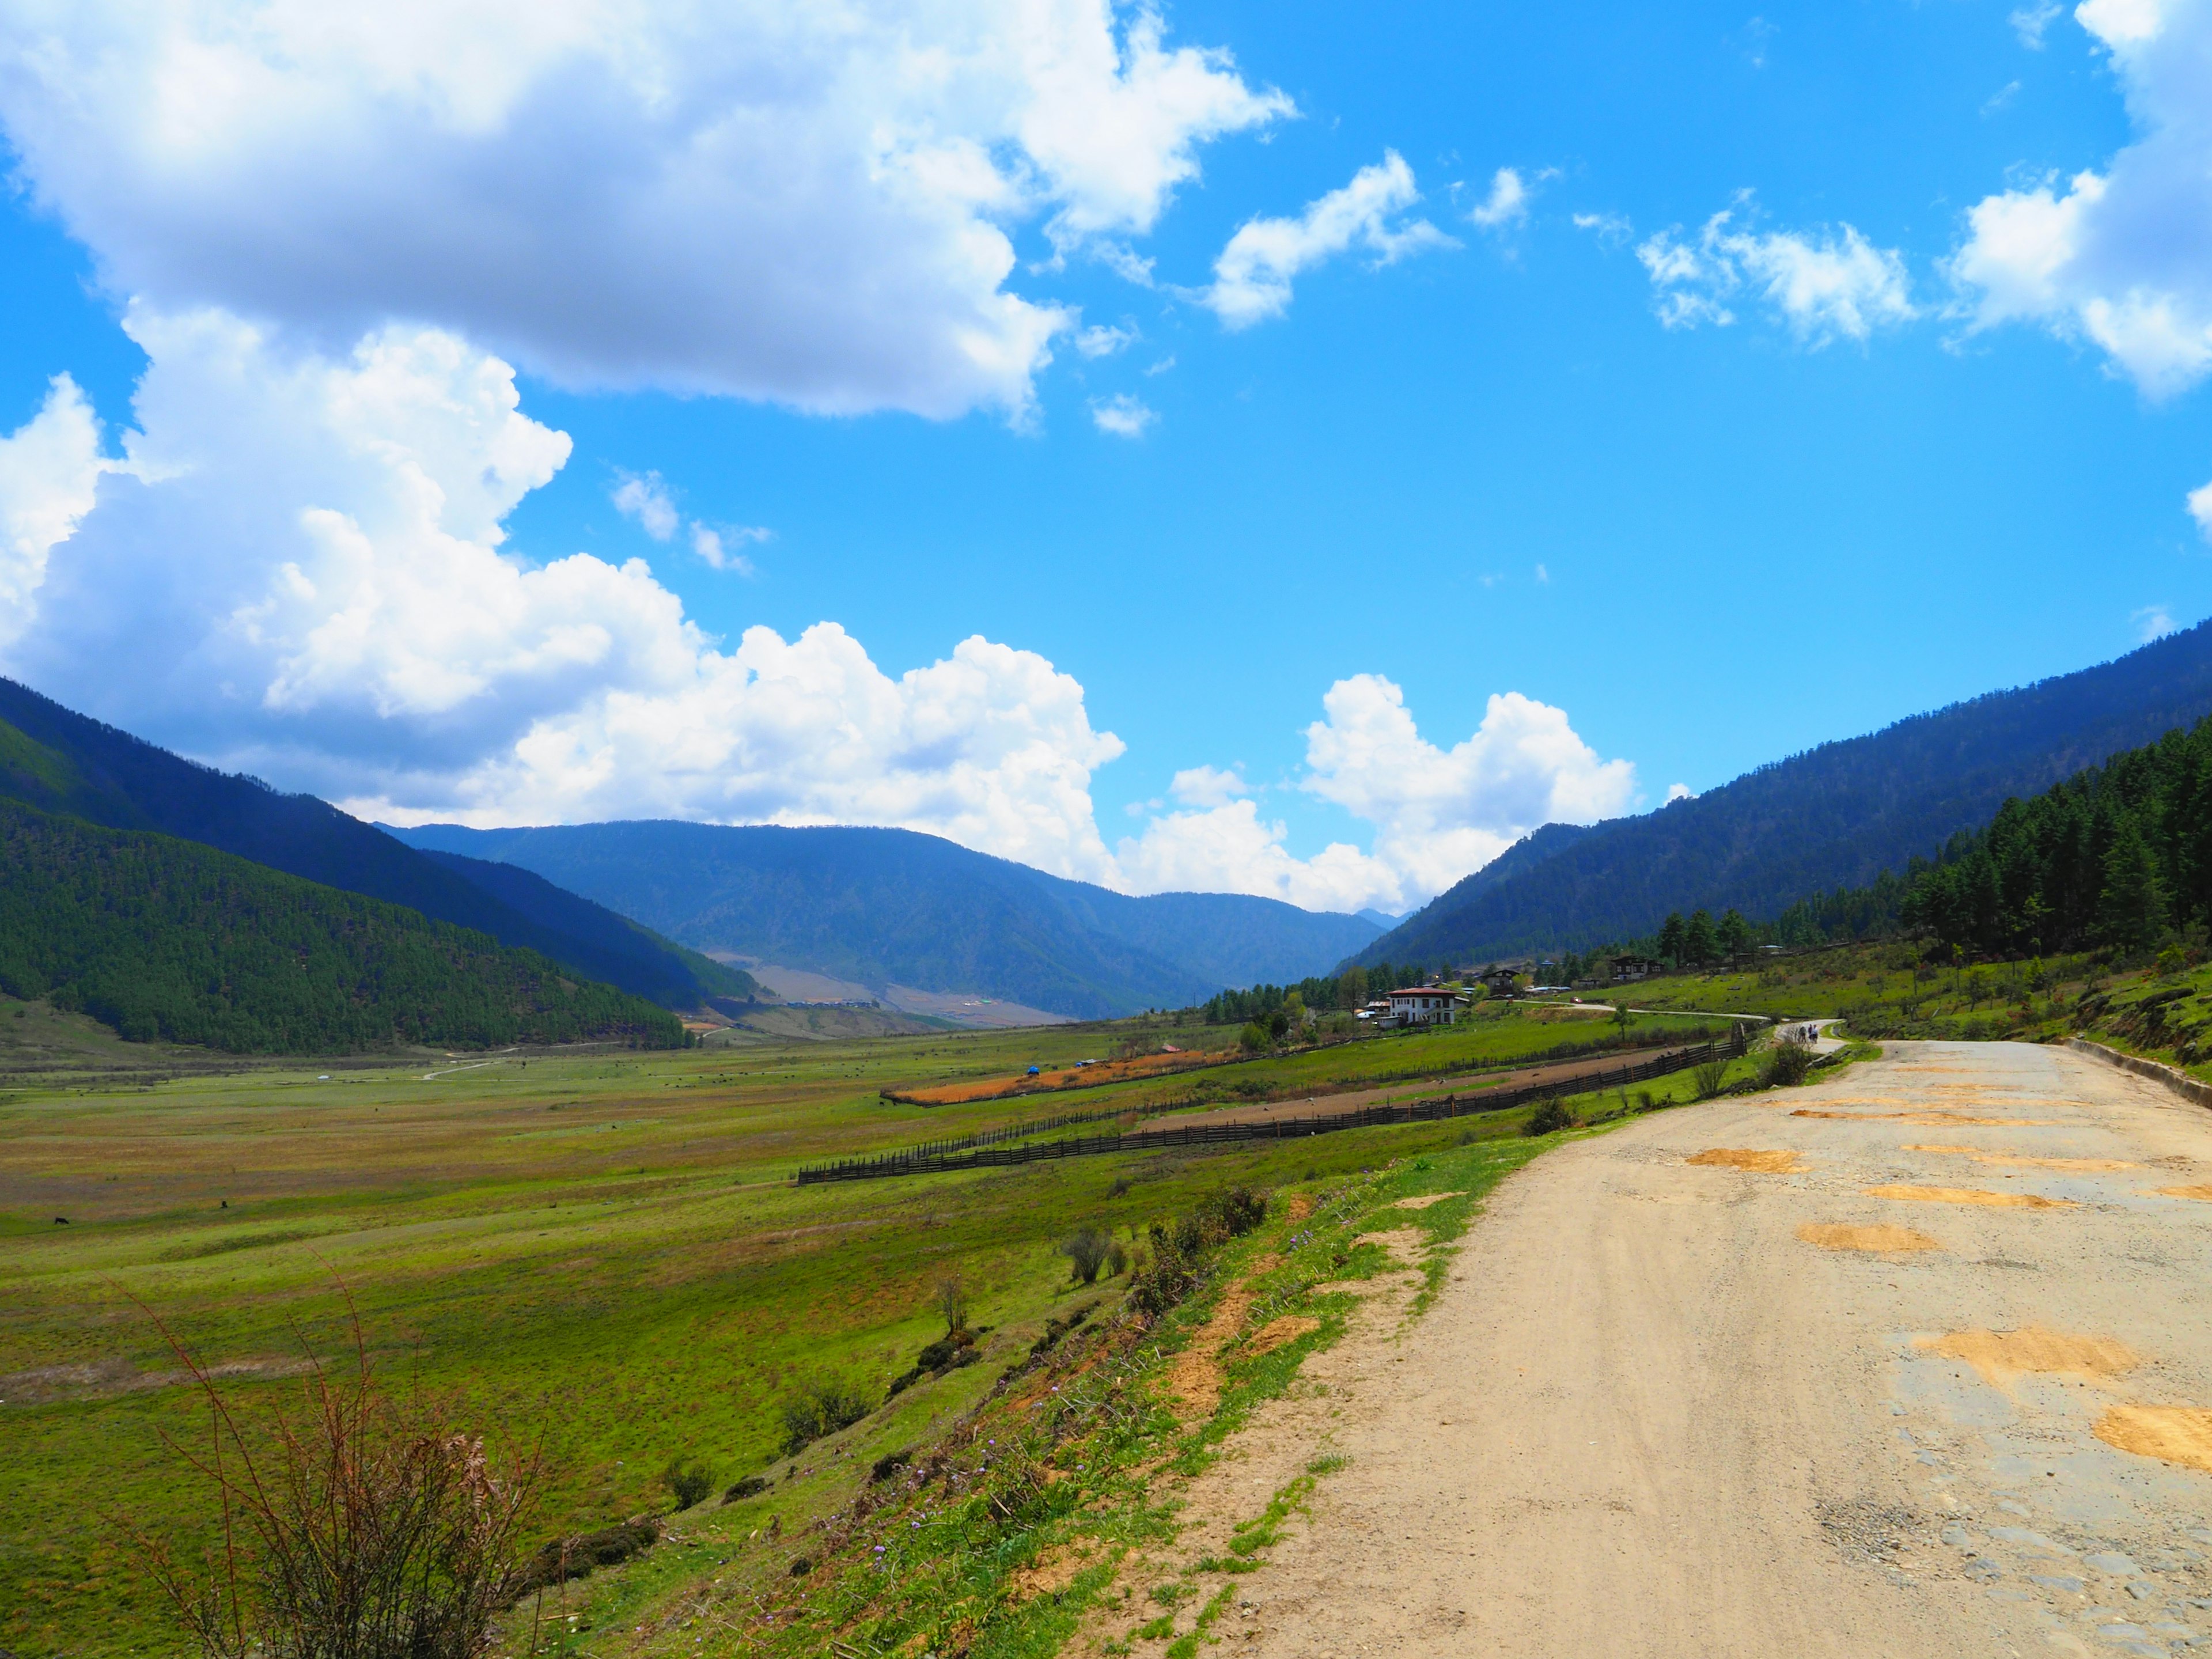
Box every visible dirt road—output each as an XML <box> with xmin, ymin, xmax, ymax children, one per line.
<box><xmin>1232</xmin><ymin>1041</ymin><xmax>2212</xmax><ymax>1656</ymax></box>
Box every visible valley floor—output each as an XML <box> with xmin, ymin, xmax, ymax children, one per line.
<box><xmin>1114</xmin><ymin>1042</ymin><xmax>2212</xmax><ymax>1657</ymax></box>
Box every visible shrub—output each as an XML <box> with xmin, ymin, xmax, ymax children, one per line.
<box><xmin>509</xmin><ymin>1520</ymin><xmax>658</xmax><ymax>1599</ymax></box>
<box><xmin>1238</xmin><ymin>1022</ymin><xmax>1271</xmax><ymax>1054</ymax></box>
<box><xmin>1062</xmin><ymin>1227</ymin><xmax>1112</xmax><ymax>1284</ymax></box>
<box><xmin>662</xmin><ymin>1456</ymin><xmax>714</xmax><ymax>1511</ymax></box>
<box><xmin>869</xmin><ymin>1449</ymin><xmax>912</xmax><ymax>1483</ymax></box>
<box><xmin>723</xmin><ymin>1476</ymin><xmax>770</xmax><ymax>1503</ymax></box>
<box><xmin>138</xmin><ymin>1315</ymin><xmax>540</xmax><ymax>1659</ymax></box>
<box><xmin>778</xmin><ymin>1375</ymin><xmax>873</xmax><ymax>1457</ymax></box>
<box><xmin>1692</xmin><ymin>1060</ymin><xmax>1729</xmax><ymax>1100</ymax></box>
<box><xmin>1105</xmin><ymin>1238</ymin><xmax>1128</xmax><ymax>1277</ymax></box>
<box><xmin>1761</xmin><ymin>1041</ymin><xmax>1814</xmax><ymax>1088</ymax></box>
<box><xmin>1522</xmin><ymin>1097</ymin><xmax>1577</xmax><ymax>1137</ymax></box>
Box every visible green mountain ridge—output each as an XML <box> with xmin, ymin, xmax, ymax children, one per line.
<box><xmin>0</xmin><ymin>797</ymin><xmax>685</xmax><ymax>1052</ymax></box>
<box><xmin>1357</xmin><ymin>620</ymin><xmax>2212</xmax><ymax>969</ymax></box>
<box><xmin>0</xmin><ymin>677</ymin><xmax>755</xmax><ymax>1009</ymax></box>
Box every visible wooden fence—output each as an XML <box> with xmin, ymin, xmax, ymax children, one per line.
<box><xmin>796</xmin><ymin>1028</ymin><xmax>1747</xmax><ymax>1185</ymax></box>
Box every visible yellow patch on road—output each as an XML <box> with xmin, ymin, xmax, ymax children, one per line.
<box><xmin>1245</xmin><ymin>1315</ymin><xmax>1322</xmax><ymax>1357</ymax></box>
<box><xmin>1905</xmin><ymin>1145</ymin><xmax>2133</xmax><ymax>1172</ymax></box>
<box><xmin>1796</xmin><ymin>1223</ymin><xmax>1942</xmax><ymax>1253</ymax></box>
<box><xmin>1915</xmin><ymin>1326</ymin><xmax>2138</xmax><ymax>1389</ymax></box>
<box><xmin>1794</xmin><ymin>1109</ymin><xmax>2046</xmax><ymax>1126</ymax></box>
<box><xmin>1687</xmin><ymin>1149</ymin><xmax>1808</xmax><ymax>1173</ymax></box>
<box><xmin>2093</xmin><ymin>1406</ymin><xmax>2212</xmax><ymax>1474</ymax></box>
<box><xmin>1391</xmin><ymin>1191</ymin><xmax>1468</xmax><ymax>1210</ymax></box>
<box><xmin>2158</xmin><ymin>1185</ymin><xmax>2212</xmax><ymax>1202</ymax></box>
<box><xmin>1866</xmin><ymin>1184</ymin><xmax>2077</xmax><ymax>1210</ymax></box>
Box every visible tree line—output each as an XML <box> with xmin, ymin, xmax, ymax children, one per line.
<box><xmin>0</xmin><ymin>800</ymin><xmax>688</xmax><ymax>1052</ymax></box>
<box><xmin>1199</xmin><ymin>960</ymin><xmax>1449</xmax><ymax>1025</ymax></box>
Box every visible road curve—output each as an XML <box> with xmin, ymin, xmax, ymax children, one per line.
<box><xmin>1243</xmin><ymin>1041</ymin><xmax>2212</xmax><ymax>1657</ymax></box>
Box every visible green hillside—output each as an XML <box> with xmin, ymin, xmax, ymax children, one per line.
<box><xmin>0</xmin><ymin>798</ymin><xmax>685</xmax><ymax>1052</ymax></box>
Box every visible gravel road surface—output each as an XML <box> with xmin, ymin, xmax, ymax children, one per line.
<box><xmin>1236</xmin><ymin>1040</ymin><xmax>2212</xmax><ymax>1657</ymax></box>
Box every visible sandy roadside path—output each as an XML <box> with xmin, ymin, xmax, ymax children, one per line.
<box><xmin>1144</xmin><ymin>1040</ymin><xmax>2212</xmax><ymax>1658</ymax></box>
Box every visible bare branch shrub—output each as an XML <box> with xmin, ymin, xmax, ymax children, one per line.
<box><xmin>135</xmin><ymin>1304</ymin><xmax>540</xmax><ymax>1659</ymax></box>
<box><xmin>1060</xmin><ymin>1228</ymin><xmax>1111</xmax><ymax>1284</ymax></box>
<box><xmin>932</xmin><ymin>1272</ymin><xmax>969</xmax><ymax>1336</ymax></box>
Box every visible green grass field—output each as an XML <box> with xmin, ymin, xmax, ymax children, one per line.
<box><xmin>0</xmin><ymin>996</ymin><xmax>1750</xmax><ymax>1657</ymax></box>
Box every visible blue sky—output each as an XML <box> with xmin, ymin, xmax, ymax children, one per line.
<box><xmin>0</xmin><ymin>0</ymin><xmax>2207</xmax><ymax>915</ymax></box>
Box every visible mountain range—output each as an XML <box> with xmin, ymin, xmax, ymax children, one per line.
<box><xmin>1355</xmin><ymin>620</ymin><xmax>2212</xmax><ymax>969</ymax></box>
<box><xmin>388</xmin><ymin>821</ymin><xmax>1385</xmax><ymax>1021</ymax></box>
<box><xmin>0</xmin><ymin>678</ymin><xmax>753</xmax><ymax>1009</ymax></box>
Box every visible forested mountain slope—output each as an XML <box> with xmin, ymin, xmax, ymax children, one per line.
<box><xmin>0</xmin><ymin>678</ymin><xmax>753</xmax><ymax>1007</ymax></box>
<box><xmin>0</xmin><ymin>800</ymin><xmax>684</xmax><ymax>1052</ymax></box>
<box><xmin>391</xmin><ymin>821</ymin><xmax>1383</xmax><ymax>1019</ymax></box>
<box><xmin>1357</xmin><ymin>620</ymin><xmax>2212</xmax><ymax>968</ymax></box>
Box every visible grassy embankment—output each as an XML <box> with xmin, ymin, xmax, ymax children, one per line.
<box><xmin>0</xmin><ymin>996</ymin><xmax>1740</xmax><ymax>1656</ymax></box>
<box><xmin>1624</xmin><ymin>938</ymin><xmax>2212</xmax><ymax>1081</ymax></box>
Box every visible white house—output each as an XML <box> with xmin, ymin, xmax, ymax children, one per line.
<box><xmin>1384</xmin><ymin>986</ymin><xmax>1460</xmax><ymax>1027</ymax></box>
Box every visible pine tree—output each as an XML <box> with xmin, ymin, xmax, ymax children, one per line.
<box><xmin>1657</xmin><ymin>912</ymin><xmax>1687</xmax><ymax>965</ymax></box>
<box><xmin>1684</xmin><ymin>908</ymin><xmax>1719</xmax><ymax>966</ymax></box>
<box><xmin>2098</xmin><ymin>816</ymin><xmax>2168</xmax><ymax>952</ymax></box>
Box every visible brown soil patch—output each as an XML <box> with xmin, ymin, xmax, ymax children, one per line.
<box><xmin>1687</xmin><ymin>1149</ymin><xmax>1807</xmax><ymax>1173</ymax></box>
<box><xmin>1246</xmin><ymin>1315</ymin><xmax>1323</xmax><ymax>1357</ymax></box>
<box><xmin>889</xmin><ymin>1047</ymin><xmax>1234</xmax><ymax>1105</ymax></box>
<box><xmin>1915</xmin><ymin>1326</ymin><xmax>2139</xmax><ymax>1388</ymax></box>
<box><xmin>1865</xmin><ymin>1184</ymin><xmax>2077</xmax><ymax>1210</ymax></box>
<box><xmin>1351</xmin><ymin>1227</ymin><xmax>1427</xmax><ymax>1267</ymax></box>
<box><xmin>2158</xmin><ymin>1185</ymin><xmax>2212</xmax><ymax>1202</ymax></box>
<box><xmin>0</xmin><ymin>1354</ymin><xmax>312</xmax><ymax>1404</ymax></box>
<box><xmin>1007</xmin><ymin>1540</ymin><xmax>1093</xmax><ymax>1601</ymax></box>
<box><xmin>1166</xmin><ymin>1278</ymin><xmax>1260</xmax><ymax>1422</ymax></box>
<box><xmin>1904</xmin><ymin>1145</ymin><xmax>2133</xmax><ymax>1172</ymax></box>
<box><xmin>1390</xmin><ymin>1191</ymin><xmax>1469</xmax><ymax>1210</ymax></box>
<box><xmin>2093</xmin><ymin>1406</ymin><xmax>2212</xmax><ymax>1474</ymax></box>
<box><xmin>1285</xmin><ymin>1195</ymin><xmax>1314</xmax><ymax>1221</ymax></box>
<box><xmin>1796</xmin><ymin>1223</ymin><xmax>1943</xmax><ymax>1253</ymax></box>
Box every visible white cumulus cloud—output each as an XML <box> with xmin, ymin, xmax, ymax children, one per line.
<box><xmin>1950</xmin><ymin>0</ymin><xmax>2212</xmax><ymax>400</ymax></box>
<box><xmin>1201</xmin><ymin>151</ymin><xmax>1456</xmax><ymax>329</ymax></box>
<box><xmin>2190</xmin><ymin>473</ymin><xmax>2212</xmax><ymax>539</ymax></box>
<box><xmin>1169</xmin><ymin>764</ymin><xmax>1248</xmax><ymax>808</ymax></box>
<box><xmin>1638</xmin><ymin>203</ymin><xmax>1916</xmax><ymax>344</ymax></box>
<box><xmin>612</xmin><ymin>472</ymin><xmax>680</xmax><ymax>541</ymax></box>
<box><xmin>0</xmin><ymin>0</ymin><xmax>1290</xmax><ymax>420</ymax></box>
<box><xmin>1468</xmin><ymin>167</ymin><xmax>1529</xmax><ymax>230</ymax></box>
<box><xmin>1090</xmin><ymin>392</ymin><xmax>1157</xmax><ymax>436</ymax></box>
<box><xmin>1119</xmin><ymin>677</ymin><xmax>1635</xmax><ymax>913</ymax></box>
<box><xmin>0</xmin><ymin>376</ymin><xmax>109</xmax><ymax>648</ymax></box>
<box><xmin>0</xmin><ymin>307</ymin><xmax>1127</xmax><ymax>882</ymax></box>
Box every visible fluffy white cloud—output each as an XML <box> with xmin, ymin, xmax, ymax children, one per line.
<box><xmin>1950</xmin><ymin>0</ymin><xmax>2212</xmax><ymax>399</ymax></box>
<box><xmin>1201</xmin><ymin>152</ymin><xmax>1455</xmax><ymax>329</ymax></box>
<box><xmin>1468</xmin><ymin>167</ymin><xmax>1529</xmax><ymax>230</ymax></box>
<box><xmin>2190</xmin><ymin>473</ymin><xmax>2212</xmax><ymax>539</ymax></box>
<box><xmin>1638</xmin><ymin>204</ymin><xmax>1916</xmax><ymax>343</ymax></box>
<box><xmin>0</xmin><ymin>376</ymin><xmax>108</xmax><ymax>647</ymax></box>
<box><xmin>0</xmin><ymin>308</ymin><xmax>1128</xmax><ymax>881</ymax></box>
<box><xmin>1090</xmin><ymin>392</ymin><xmax>1157</xmax><ymax>435</ymax></box>
<box><xmin>0</xmin><ymin>0</ymin><xmax>1289</xmax><ymax>419</ymax></box>
<box><xmin>2010</xmin><ymin>1</ymin><xmax>2063</xmax><ymax>46</ymax></box>
<box><xmin>612</xmin><ymin>472</ymin><xmax>679</xmax><ymax>541</ymax></box>
<box><xmin>1168</xmin><ymin>764</ymin><xmax>1248</xmax><ymax>808</ymax></box>
<box><xmin>690</xmin><ymin>522</ymin><xmax>768</xmax><ymax>574</ymax></box>
<box><xmin>2135</xmin><ymin>602</ymin><xmax>2178</xmax><ymax>641</ymax></box>
<box><xmin>1075</xmin><ymin>321</ymin><xmax>1139</xmax><ymax>357</ymax></box>
<box><xmin>1119</xmin><ymin>677</ymin><xmax>1635</xmax><ymax>913</ymax></box>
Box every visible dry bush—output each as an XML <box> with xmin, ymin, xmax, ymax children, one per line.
<box><xmin>1060</xmin><ymin>1228</ymin><xmax>1112</xmax><ymax>1284</ymax></box>
<box><xmin>136</xmin><ymin>1305</ymin><xmax>540</xmax><ymax>1659</ymax></box>
<box><xmin>1692</xmin><ymin>1060</ymin><xmax>1730</xmax><ymax>1099</ymax></box>
<box><xmin>933</xmin><ymin>1272</ymin><xmax>969</xmax><ymax>1335</ymax></box>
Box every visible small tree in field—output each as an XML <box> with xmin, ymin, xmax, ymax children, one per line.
<box><xmin>933</xmin><ymin>1272</ymin><xmax>968</xmax><ymax>1336</ymax></box>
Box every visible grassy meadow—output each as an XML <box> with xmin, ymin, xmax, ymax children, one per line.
<box><xmin>0</xmin><ymin>994</ymin><xmax>1749</xmax><ymax>1657</ymax></box>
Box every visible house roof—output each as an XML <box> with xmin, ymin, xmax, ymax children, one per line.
<box><xmin>1386</xmin><ymin>986</ymin><xmax>1453</xmax><ymax>999</ymax></box>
